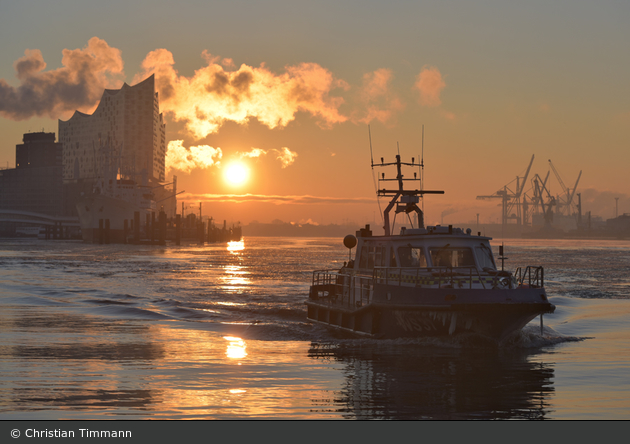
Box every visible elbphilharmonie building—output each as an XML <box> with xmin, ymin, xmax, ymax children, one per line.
<box><xmin>59</xmin><ymin>75</ymin><xmax>166</xmax><ymax>185</ymax></box>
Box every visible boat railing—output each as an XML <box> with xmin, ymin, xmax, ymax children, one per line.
<box><xmin>514</xmin><ymin>266</ymin><xmax>544</xmax><ymax>288</ymax></box>
<box><xmin>311</xmin><ymin>270</ymin><xmax>373</xmax><ymax>308</ymax></box>
<box><xmin>373</xmin><ymin>266</ymin><xmax>490</xmax><ymax>289</ymax></box>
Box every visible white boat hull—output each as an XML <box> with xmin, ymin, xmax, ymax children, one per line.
<box><xmin>76</xmin><ymin>194</ymin><xmax>153</xmax><ymax>243</ymax></box>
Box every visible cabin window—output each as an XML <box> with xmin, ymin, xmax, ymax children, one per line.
<box><xmin>367</xmin><ymin>247</ymin><xmax>375</xmax><ymax>269</ymax></box>
<box><xmin>359</xmin><ymin>245</ymin><xmax>385</xmax><ymax>270</ymax></box>
<box><xmin>359</xmin><ymin>246</ymin><xmax>379</xmax><ymax>269</ymax></box>
<box><xmin>475</xmin><ymin>245</ymin><xmax>496</xmax><ymax>269</ymax></box>
<box><xmin>359</xmin><ymin>246</ymin><xmax>368</xmax><ymax>269</ymax></box>
<box><xmin>429</xmin><ymin>247</ymin><xmax>475</xmax><ymax>268</ymax></box>
<box><xmin>375</xmin><ymin>246</ymin><xmax>385</xmax><ymax>267</ymax></box>
<box><xmin>397</xmin><ymin>247</ymin><xmax>428</xmax><ymax>268</ymax></box>
<box><xmin>389</xmin><ymin>247</ymin><xmax>397</xmax><ymax>267</ymax></box>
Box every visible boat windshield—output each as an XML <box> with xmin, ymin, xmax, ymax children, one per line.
<box><xmin>359</xmin><ymin>245</ymin><xmax>387</xmax><ymax>269</ymax></box>
<box><xmin>475</xmin><ymin>245</ymin><xmax>496</xmax><ymax>270</ymax></box>
<box><xmin>429</xmin><ymin>247</ymin><xmax>475</xmax><ymax>268</ymax></box>
<box><xmin>397</xmin><ymin>246</ymin><xmax>428</xmax><ymax>267</ymax></box>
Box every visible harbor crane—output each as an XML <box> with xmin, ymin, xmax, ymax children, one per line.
<box><xmin>548</xmin><ymin>160</ymin><xmax>582</xmax><ymax>216</ymax></box>
<box><xmin>476</xmin><ymin>154</ymin><xmax>535</xmax><ymax>228</ymax></box>
<box><xmin>531</xmin><ymin>172</ymin><xmax>556</xmax><ymax>226</ymax></box>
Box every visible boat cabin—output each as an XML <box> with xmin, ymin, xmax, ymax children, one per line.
<box><xmin>349</xmin><ymin>224</ymin><xmax>497</xmax><ymax>275</ymax></box>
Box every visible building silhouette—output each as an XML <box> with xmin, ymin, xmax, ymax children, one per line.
<box><xmin>0</xmin><ymin>76</ymin><xmax>176</xmax><ymax>238</ymax></box>
<box><xmin>0</xmin><ymin>132</ymin><xmax>64</xmax><ymax>216</ymax></box>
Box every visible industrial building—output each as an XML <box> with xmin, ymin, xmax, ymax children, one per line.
<box><xmin>0</xmin><ymin>132</ymin><xmax>64</xmax><ymax>216</ymax></box>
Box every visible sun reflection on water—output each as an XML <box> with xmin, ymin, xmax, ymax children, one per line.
<box><xmin>227</xmin><ymin>240</ymin><xmax>244</xmax><ymax>253</ymax></box>
<box><xmin>224</xmin><ymin>336</ymin><xmax>247</xmax><ymax>360</ymax></box>
<box><xmin>220</xmin><ymin>265</ymin><xmax>250</xmax><ymax>291</ymax></box>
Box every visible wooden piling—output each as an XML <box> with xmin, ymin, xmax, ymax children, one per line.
<box><xmin>134</xmin><ymin>212</ymin><xmax>140</xmax><ymax>243</ymax></box>
<box><xmin>158</xmin><ymin>211</ymin><xmax>166</xmax><ymax>245</ymax></box>
<box><xmin>175</xmin><ymin>214</ymin><xmax>181</xmax><ymax>246</ymax></box>
<box><xmin>105</xmin><ymin>219</ymin><xmax>110</xmax><ymax>244</ymax></box>
<box><xmin>151</xmin><ymin>212</ymin><xmax>156</xmax><ymax>242</ymax></box>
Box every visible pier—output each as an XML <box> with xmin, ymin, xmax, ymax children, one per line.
<box><xmin>87</xmin><ymin>211</ymin><xmax>241</xmax><ymax>245</ymax></box>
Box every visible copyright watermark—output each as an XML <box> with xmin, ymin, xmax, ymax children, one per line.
<box><xmin>7</xmin><ymin>428</ymin><xmax>133</xmax><ymax>438</ymax></box>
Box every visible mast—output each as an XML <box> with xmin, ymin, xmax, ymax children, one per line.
<box><xmin>376</xmin><ymin>154</ymin><xmax>444</xmax><ymax>235</ymax></box>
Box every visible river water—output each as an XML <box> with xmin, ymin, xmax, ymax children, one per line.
<box><xmin>1</xmin><ymin>237</ymin><xmax>629</xmax><ymax>419</ymax></box>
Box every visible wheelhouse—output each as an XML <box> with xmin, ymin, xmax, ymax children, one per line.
<box><xmin>351</xmin><ymin>224</ymin><xmax>497</xmax><ymax>275</ymax></box>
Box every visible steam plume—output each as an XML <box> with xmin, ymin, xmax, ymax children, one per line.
<box><xmin>237</xmin><ymin>147</ymin><xmax>298</xmax><ymax>168</ymax></box>
<box><xmin>414</xmin><ymin>66</ymin><xmax>446</xmax><ymax>107</ymax></box>
<box><xmin>239</xmin><ymin>148</ymin><xmax>267</xmax><ymax>159</ymax></box>
<box><xmin>166</xmin><ymin>140</ymin><xmax>222</xmax><ymax>175</ymax></box>
<box><xmin>134</xmin><ymin>49</ymin><xmax>348</xmax><ymax>139</ymax></box>
<box><xmin>355</xmin><ymin>68</ymin><xmax>404</xmax><ymax>124</ymax></box>
<box><xmin>0</xmin><ymin>37</ymin><xmax>124</xmax><ymax>120</ymax></box>
<box><xmin>275</xmin><ymin>147</ymin><xmax>297</xmax><ymax>168</ymax></box>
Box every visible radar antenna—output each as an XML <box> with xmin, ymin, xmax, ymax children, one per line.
<box><xmin>376</xmin><ymin>154</ymin><xmax>444</xmax><ymax>235</ymax></box>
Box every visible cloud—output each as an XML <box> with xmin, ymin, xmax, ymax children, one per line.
<box><xmin>414</xmin><ymin>66</ymin><xmax>446</xmax><ymax>107</ymax></box>
<box><xmin>179</xmin><ymin>193</ymin><xmax>376</xmax><ymax>205</ymax></box>
<box><xmin>166</xmin><ymin>140</ymin><xmax>222</xmax><ymax>175</ymax></box>
<box><xmin>1</xmin><ymin>37</ymin><xmax>467</xmax><ymax>173</ymax></box>
<box><xmin>0</xmin><ymin>37</ymin><xmax>124</xmax><ymax>121</ymax></box>
<box><xmin>237</xmin><ymin>147</ymin><xmax>298</xmax><ymax>168</ymax></box>
<box><xmin>441</xmin><ymin>110</ymin><xmax>456</xmax><ymax>121</ymax></box>
<box><xmin>354</xmin><ymin>68</ymin><xmax>404</xmax><ymax>124</ymax></box>
<box><xmin>275</xmin><ymin>147</ymin><xmax>297</xmax><ymax>168</ymax></box>
<box><xmin>238</xmin><ymin>148</ymin><xmax>267</xmax><ymax>159</ymax></box>
<box><xmin>133</xmin><ymin>49</ymin><xmax>348</xmax><ymax>139</ymax></box>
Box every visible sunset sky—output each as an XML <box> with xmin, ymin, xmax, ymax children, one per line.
<box><xmin>1</xmin><ymin>0</ymin><xmax>629</xmax><ymax>229</ymax></box>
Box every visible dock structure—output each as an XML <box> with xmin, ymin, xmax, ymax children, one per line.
<box><xmin>87</xmin><ymin>211</ymin><xmax>241</xmax><ymax>245</ymax></box>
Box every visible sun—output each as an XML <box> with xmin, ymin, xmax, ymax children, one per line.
<box><xmin>224</xmin><ymin>162</ymin><xmax>249</xmax><ymax>186</ymax></box>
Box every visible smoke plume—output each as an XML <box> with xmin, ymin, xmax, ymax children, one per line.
<box><xmin>0</xmin><ymin>37</ymin><xmax>124</xmax><ymax>120</ymax></box>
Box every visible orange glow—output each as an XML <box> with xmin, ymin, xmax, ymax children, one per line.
<box><xmin>133</xmin><ymin>49</ymin><xmax>348</xmax><ymax>139</ymax></box>
<box><xmin>224</xmin><ymin>162</ymin><xmax>249</xmax><ymax>186</ymax></box>
<box><xmin>227</xmin><ymin>240</ymin><xmax>244</xmax><ymax>252</ymax></box>
<box><xmin>223</xmin><ymin>336</ymin><xmax>247</xmax><ymax>360</ymax></box>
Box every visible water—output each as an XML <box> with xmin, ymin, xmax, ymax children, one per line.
<box><xmin>1</xmin><ymin>237</ymin><xmax>630</xmax><ymax>419</ymax></box>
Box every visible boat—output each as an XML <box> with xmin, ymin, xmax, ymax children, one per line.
<box><xmin>306</xmin><ymin>153</ymin><xmax>555</xmax><ymax>342</ymax></box>
<box><xmin>15</xmin><ymin>226</ymin><xmax>43</xmax><ymax>237</ymax></box>
<box><xmin>76</xmin><ymin>177</ymin><xmax>156</xmax><ymax>243</ymax></box>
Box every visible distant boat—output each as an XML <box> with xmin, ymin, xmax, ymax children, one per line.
<box><xmin>15</xmin><ymin>226</ymin><xmax>42</xmax><ymax>238</ymax></box>
<box><xmin>306</xmin><ymin>154</ymin><xmax>555</xmax><ymax>342</ymax></box>
<box><xmin>76</xmin><ymin>178</ymin><xmax>155</xmax><ymax>243</ymax></box>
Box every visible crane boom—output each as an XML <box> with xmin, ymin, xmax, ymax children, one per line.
<box><xmin>549</xmin><ymin>159</ymin><xmax>582</xmax><ymax>215</ymax></box>
<box><xmin>517</xmin><ymin>155</ymin><xmax>535</xmax><ymax>198</ymax></box>
<box><xmin>548</xmin><ymin>160</ymin><xmax>568</xmax><ymax>195</ymax></box>
<box><xmin>567</xmin><ymin>170</ymin><xmax>582</xmax><ymax>211</ymax></box>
